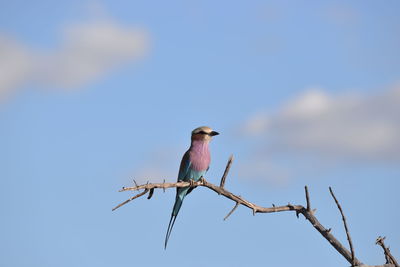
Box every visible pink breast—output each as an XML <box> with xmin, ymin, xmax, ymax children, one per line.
<box><xmin>189</xmin><ymin>140</ymin><xmax>211</xmax><ymax>171</ymax></box>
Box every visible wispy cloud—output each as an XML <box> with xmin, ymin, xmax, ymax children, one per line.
<box><xmin>0</xmin><ymin>36</ymin><xmax>33</xmax><ymax>99</ymax></box>
<box><xmin>238</xmin><ymin>85</ymin><xmax>400</xmax><ymax>184</ymax></box>
<box><xmin>242</xmin><ymin>85</ymin><xmax>400</xmax><ymax>161</ymax></box>
<box><xmin>0</xmin><ymin>18</ymin><xmax>149</xmax><ymax>100</ymax></box>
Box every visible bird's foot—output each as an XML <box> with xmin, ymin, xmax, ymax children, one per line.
<box><xmin>189</xmin><ymin>179</ymin><xmax>195</xmax><ymax>187</ymax></box>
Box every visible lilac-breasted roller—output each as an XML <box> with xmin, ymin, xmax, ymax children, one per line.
<box><xmin>164</xmin><ymin>126</ymin><xmax>219</xmax><ymax>249</ymax></box>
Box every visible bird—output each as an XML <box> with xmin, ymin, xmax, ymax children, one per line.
<box><xmin>164</xmin><ymin>126</ymin><xmax>219</xmax><ymax>249</ymax></box>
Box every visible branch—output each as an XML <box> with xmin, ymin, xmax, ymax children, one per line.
<box><xmin>329</xmin><ymin>187</ymin><xmax>356</xmax><ymax>266</ymax></box>
<box><xmin>376</xmin><ymin>237</ymin><xmax>399</xmax><ymax>267</ymax></box>
<box><xmin>305</xmin><ymin>186</ymin><xmax>311</xmax><ymax>212</ymax></box>
<box><xmin>224</xmin><ymin>201</ymin><xmax>239</xmax><ymax>221</ymax></box>
<box><xmin>220</xmin><ymin>154</ymin><xmax>233</xmax><ymax>188</ymax></box>
<box><xmin>112</xmin><ymin>189</ymin><xmax>149</xmax><ymax>211</ymax></box>
<box><xmin>113</xmin><ymin>157</ymin><xmax>397</xmax><ymax>267</ymax></box>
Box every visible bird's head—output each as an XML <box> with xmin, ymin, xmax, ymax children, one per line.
<box><xmin>191</xmin><ymin>126</ymin><xmax>219</xmax><ymax>142</ymax></box>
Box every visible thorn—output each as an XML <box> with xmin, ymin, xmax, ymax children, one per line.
<box><xmin>163</xmin><ymin>179</ymin><xmax>166</xmax><ymax>193</ymax></box>
<box><xmin>133</xmin><ymin>179</ymin><xmax>139</xmax><ymax>190</ymax></box>
<box><xmin>326</xmin><ymin>228</ymin><xmax>332</xmax><ymax>233</ymax></box>
<box><xmin>272</xmin><ymin>203</ymin><xmax>275</xmax><ymax>207</ymax></box>
<box><xmin>295</xmin><ymin>210</ymin><xmax>300</xmax><ymax>218</ymax></box>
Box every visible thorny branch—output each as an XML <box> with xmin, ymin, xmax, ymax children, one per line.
<box><xmin>113</xmin><ymin>157</ymin><xmax>397</xmax><ymax>267</ymax></box>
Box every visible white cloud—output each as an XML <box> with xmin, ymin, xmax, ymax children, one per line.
<box><xmin>242</xmin><ymin>85</ymin><xmax>400</xmax><ymax>162</ymax></box>
<box><xmin>0</xmin><ymin>37</ymin><xmax>33</xmax><ymax>100</ymax></box>
<box><xmin>0</xmin><ymin>18</ymin><xmax>148</xmax><ymax>100</ymax></box>
<box><xmin>37</xmin><ymin>21</ymin><xmax>148</xmax><ymax>88</ymax></box>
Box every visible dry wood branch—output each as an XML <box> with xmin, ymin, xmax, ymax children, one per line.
<box><xmin>220</xmin><ymin>154</ymin><xmax>233</xmax><ymax>188</ymax></box>
<box><xmin>376</xmin><ymin>237</ymin><xmax>399</xmax><ymax>267</ymax></box>
<box><xmin>113</xmin><ymin>158</ymin><xmax>397</xmax><ymax>267</ymax></box>
<box><xmin>329</xmin><ymin>187</ymin><xmax>356</xmax><ymax>266</ymax></box>
<box><xmin>112</xmin><ymin>189</ymin><xmax>149</xmax><ymax>211</ymax></box>
<box><xmin>114</xmin><ymin>183</ymin><xmax>362</xmax><ymax>265</ymax></box>
<box><xmin>305</xmin><ymin>186</ymin><xmax>311</xmax><ymax>212</ymax></box>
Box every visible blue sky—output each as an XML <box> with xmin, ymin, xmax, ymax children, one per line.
<box><xmin>1</xmin><ymin>1</ymin><xmax>399</xmax><ymax>266</ymax></box>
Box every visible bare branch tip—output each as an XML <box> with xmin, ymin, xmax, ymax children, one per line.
<box><xmin>304</xmin><ymin>185</ymin><xmax>311</xmax><ymax>211</ymax></box>
<box><xmin>376</xmin><ymin>236</ymin><xmax>385</xmax><ymax>244</ymax></box>
<box><xmin>329</xmin><ymin>186</ymin><xmax>356</xmax><ymax>267</ymax></box>
<box><xmin>219</xmin><ymin>155</ymin><xmax>234</xmax><ymax>188</ymax></box>
<box><xmin>224</xmin><ymin>202</ymin><xmax>239</xmax><ymax>221</ymax></box>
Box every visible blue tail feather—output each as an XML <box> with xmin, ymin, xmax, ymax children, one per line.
<box><xmin>164</xmin><ymin>187</ymin><xmax>189</xmax><ymax>249</ymax></box>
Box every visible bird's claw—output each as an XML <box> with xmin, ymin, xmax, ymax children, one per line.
<box><xmin>189</xmin><ymin>179</ymin><xmax>195</xmax><ymax>187</ymax></box>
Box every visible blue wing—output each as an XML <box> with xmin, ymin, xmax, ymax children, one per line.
<box><xmin>177</xmin><ymin>151</ymin><xmax>191</xmax><ymax>182</ymax></box>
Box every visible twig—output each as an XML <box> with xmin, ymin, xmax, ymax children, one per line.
<box><xmin>112</xmin><ymin>189</ymin><xmax>149</xmax><ymax>211</ymax></box>
<box><xmin>305</xmin><ymin>186</ymin><xmax>311</xmax><ymax>212</ymax></box>
<box><xmin>376</xmin><ymin>236</ymin><xmax>399</xmax><ymax>267</ymax></box>
<box><xmin>329</xmin><ymin>187</ymin><xmax>356</xmax><ymax>266</ymax></box>
<box><xmin>224</xmin><ymin>202</ymin><xmax>239</xmax><ymax>221</ymax></box>
<box><xmin>133</xmin><ymin>179</ymin><xmax>139</xmax><ymax>190</ymax></box>
<box><xmin>219</xmin><ymin>154</ymin><xmax>233</xmax><ymax>188</ymax></box>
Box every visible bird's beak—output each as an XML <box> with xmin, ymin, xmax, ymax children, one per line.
<box><xmin>209</xmin><ymin>131</ymin><xmax>219</xmax><ymax>136</ymax></box>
